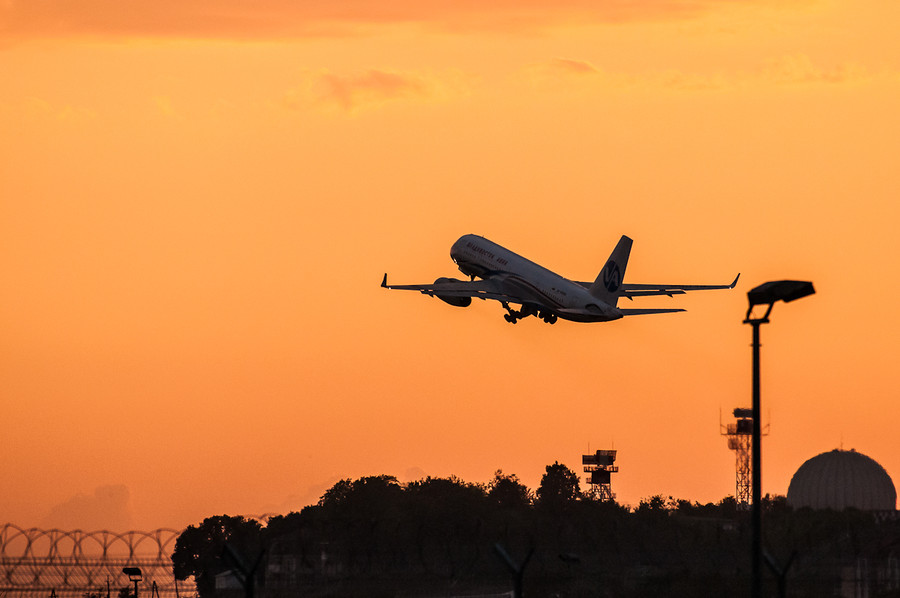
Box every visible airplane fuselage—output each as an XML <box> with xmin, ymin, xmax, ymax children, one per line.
<box><xmin>450</xmin><ymin>234</ymin><xmax>623</xmax><ymax>322</ymax></box>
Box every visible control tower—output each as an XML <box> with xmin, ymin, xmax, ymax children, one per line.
<box><xmin>583</xmin><ymin>449</ymin><xmax>618</xmax><ymax>501</ymax></box>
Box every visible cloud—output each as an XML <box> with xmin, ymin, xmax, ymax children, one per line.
<box><xmin>259</xmin><ymin>482</ymin><xmax>337</xmax><ymax>514</ymax></box>
<box><xmin>522</xmin><ymin>58</ymin><xmax>623</xmax><ymax>90</ymax></box>
<box><xmin>283</xmin><ymin>68</ymin><xmax>469</xmax><ymax>113</ymax></box>
<box><xmin>258</xmin><ymin>469</ymin><xmax>428</xmax><ymax>515</ymax></box>
<box><xmin>42</xmin><ymin>485</ymin><xmax>133</xmax><ymax>531</ymax></box>
<box><xmin>401</xmin><ymin>466</ymin><xmax>427</xmax><ymax>482</ymax></box>
<box><xmin>0</xmin><ymin>0</ymin><xmax>760</xmax><ymax>41</ymax></box>
<box><xmin>547</xmin><ymin>58</ymin><xmax>599</xmax><ymax>76</ymax></box>
<box><xmin>759</xmin><ymin>54</ymin><xmax>871</xmax><ymax>86</ymax></box>
<box><xmin>523</xmin><ymin>54</ymin><xmax>882</xmax><ymax>94</ymax></box>
<box><xmin>318</xmin><ymin>70</ymin><xmax>427</xmax><ymax>111</ymax></box>
<box><xmin>13</xmin><ymin>96</ymin><xmax>98</xmax><ymax>123</ymax></box>
<box><xmin>651</xmin><ymin>56</ymin><xmax>878</xmax><ymax>90</ymax></box>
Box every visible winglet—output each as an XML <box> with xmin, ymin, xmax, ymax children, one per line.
<box><xmin>381</xmin><ymin>273</ymin><xmax>388</xmax><ymax>288</ymax></box>
<box><xmin>730</xmin><ymin>273</ymin><xmax>741</xmax><ymax>289</ymax></box>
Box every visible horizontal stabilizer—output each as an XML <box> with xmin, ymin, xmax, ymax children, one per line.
<box><xmin>578</xmin><ymin>273</ymin><xmax>740</xmax><ymax>298</ymax></box>
<box><xmin>618</xmin><ymin>308</ymin><xmax>686</xmax><ymax>316</ymax></box>
<box><xmin>622</xmin><ymin>273</ymin><xmax>740</xmax><ymax>293</ymax></box>
<box><xmin>622</xmin><ymin>289</ymin><xmax>686</xmax><ymax>298</ymax></box>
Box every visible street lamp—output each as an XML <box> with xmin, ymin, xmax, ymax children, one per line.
<box><xmin>122</xmin><ymin>567</ymin><xmax>142</xmax><ymax>598</ymax></box>
<box><xmin>743</xmin><ymin>280</ymin><xmax>814</xmax><ymax>598</ymax></box>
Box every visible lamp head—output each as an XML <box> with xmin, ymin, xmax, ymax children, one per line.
<box><xmin>745</xmin><ymin>280</ymin><xmax>815</xmax><ymax>322</ymax></box>
<box><xmin>122</xmin><ymin>567</ymin><xmax>142</xmax><ymax>582</ymax></box>
<box><xmin>748</xmin><ymin>280</ymin><xmax>815</xmax><ymax>306</ymax></box>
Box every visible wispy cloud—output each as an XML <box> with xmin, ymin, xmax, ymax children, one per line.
<box><xmin>522</xmin><ymin>58</ymin><xmax>622</xmax><ymax>90</ymax></box>
<box><xmin>282</xmin><ymin>68</ymin><xmax>469</xmax><ymax>113</ymax></box>
<box><xmin>318</xmin><ymin>70</ymin><xmax>428</xmax><ymax>111</ymax></box>
<box><xmin>547</xmin><ymin>58</ymin><xmax>599</xmax><ymax>76</ymax></box>
<box><xmin>759</xmin><ymin>54</ymin><xmax>871</xmax><ymax>86</ymax></box>
<box><xmin>0</xmin><ymin>0</ymin><xmax>768</xmax><ymax>41</ymax></box>
<box><xmin>524</xmin><ymin>54</ymin><xmax>888</xmax><ymax>94</ymax></box>
<box><xmin>14</xmin><ymin>96</ymin><xmax>98</xmax><ymax>122</ymax></box>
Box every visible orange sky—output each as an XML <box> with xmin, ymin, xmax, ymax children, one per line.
<box><xmin>2</xmin><ymin>0</ymin><xmax>900</xmax><ymax>531</ymax></box>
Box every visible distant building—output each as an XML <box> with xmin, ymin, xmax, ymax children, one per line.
<box><xmin>787</xmin><ymin>449</ymin><xmax>897</xmax><ymax>511</ymax></box>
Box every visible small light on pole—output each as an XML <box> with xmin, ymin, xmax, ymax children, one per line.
<box><xmin>122</xmin><ymin>567</ymin><xmax>142</xmax><ymax>598</ymax></box>
<box><xmin>743</xmin><ymin>279</ymin><xmax>814</xmax><ymax>598</ymax></box>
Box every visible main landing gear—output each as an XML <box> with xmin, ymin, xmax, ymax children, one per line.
<box><xmin>502</xmin><ymin>304</ymin><xmax>557</xmax><ymax>325</ymax></box>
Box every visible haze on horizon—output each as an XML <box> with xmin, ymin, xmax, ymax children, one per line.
<box><xmin>2</xmin><ymin>0</ymin><xmax>899</xmax><ymax>531</ymax></box>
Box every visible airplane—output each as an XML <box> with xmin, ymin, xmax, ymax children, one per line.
<box><xmin>381</xmin><ymin>234</ymin><xmax>739</xmax><ymax>324</ymax></box>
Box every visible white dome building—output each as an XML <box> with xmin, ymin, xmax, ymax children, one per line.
<box><xmin>787</xmin><ymin>449</ymin><xmax>896</xmax><ymax>511</ymax></box>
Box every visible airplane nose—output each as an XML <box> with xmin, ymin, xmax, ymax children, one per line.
<box><xmin>450</xmin><ymin>236</ymin><xmax>466</xmax><ymax>260</ymax></box>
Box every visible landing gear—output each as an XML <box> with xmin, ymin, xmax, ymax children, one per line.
<box><xmin>502</xmin><ymin>304</ymin><xmax>548</xmax><ymax>324</ymax></box>
<box><xmin>502</xmin><ymin>303</ymin><xmax>520</xmax><ymax>324</ymax></box>
<box><xmin>539</xmin><ymin>311</ymin><xmax>558</xmax><ymax>324</ymax></box>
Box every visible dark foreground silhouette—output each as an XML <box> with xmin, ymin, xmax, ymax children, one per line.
<box><xmin>173</xmin><ymin>466</ymin><xmax>900</xmax><ymax>598</ymax></box>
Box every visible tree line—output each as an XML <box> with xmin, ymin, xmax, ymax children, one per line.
<box><xmin>172</xmin><ymin>463</ymin><xmax>900</xmax><ymax>598</ymax></box>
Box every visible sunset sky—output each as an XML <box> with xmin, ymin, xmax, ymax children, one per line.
<box><xmin>3</xmin><ymin>0</ymin><xmax>900</xmax><ymax>531</ymax></box>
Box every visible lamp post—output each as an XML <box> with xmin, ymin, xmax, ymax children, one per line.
<box><xmin>743</xmin><ymin>280</ymin><xmax>814</xmax><ymax>598</ymax></box>
<box><xmin>122</xmin><ymin>567</ymin><xmax>142</xmax><ymax>598</ymax></box>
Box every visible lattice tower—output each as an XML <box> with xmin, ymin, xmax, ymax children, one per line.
<box><xmin>721</xmin><ymin>408</ymin><xmax>766</xmax><ymax>509</ymax></box>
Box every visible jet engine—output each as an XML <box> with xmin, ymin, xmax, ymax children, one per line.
<box><xmin>434</xmin><ymin>277</ymin><xmax>472</xmax><ymax>307</ymax></box>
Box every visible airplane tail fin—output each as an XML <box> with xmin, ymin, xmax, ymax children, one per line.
<box><xmin>588</xmin><ymin>235</ymin><xmax>632</xmax><ymax>306</ymax></box>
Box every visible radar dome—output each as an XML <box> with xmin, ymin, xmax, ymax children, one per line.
<box><xmin>787</xmin><ymin>449</ymin><xmax>896</xmax><ymax>511</ymax></box>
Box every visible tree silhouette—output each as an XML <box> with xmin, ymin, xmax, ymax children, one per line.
<box><xmin>318</xmin><ymin>475</ymin><xmax>403</xmax><ymax>515</ymax></box>
<box><xmin>170</xmin><ymin>467</ymin><xmax>900</xmax><ymax>598</ymax></box>
<box><xmin>635</xmin><ymin>494</ymin><xmax>668</xmax><ymax>517</ymax></box>
<box><xmin>535</xmin><ymin>461</ymin><xmax>581</xmax><ymax>510</ymax></box>
<box><xmin>172</xmin><ymin>515</ymin><xmax>262</xmax><ymax>598</ymax></box>
<box><xmin>488</xmin><ymin>470</ymin><xmax>532</xmax><ymax>510</ymax></box>
<box><xmin>405</xmin><ymin>476</ymin><xmax>488</xmax><ymax>579</ymax></box>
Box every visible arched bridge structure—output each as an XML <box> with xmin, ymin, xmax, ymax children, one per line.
<box><xmin>0</xmin><ymin>524</ymin><xmax>195</xmax><ymax>598</ymax></box>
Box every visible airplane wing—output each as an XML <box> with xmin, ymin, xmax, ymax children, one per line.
<box><xmin>381</xmin><ymin>274</ymin><xmax>521</xmax><ymax>303</ymax></box>
<box><xmin>577</xmin><ymin>274</ymin><xmax>740</xmax><ymax>299</ymax></box>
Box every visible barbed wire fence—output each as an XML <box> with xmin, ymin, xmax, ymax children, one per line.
<box><xmin>0</xmin><ymin>524</ymin><xmax>192</xmax><ymax>598</ymax></box>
